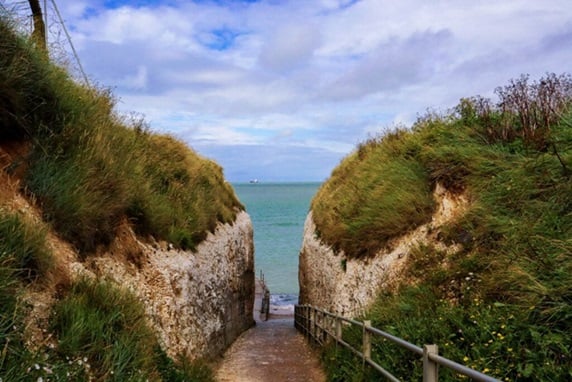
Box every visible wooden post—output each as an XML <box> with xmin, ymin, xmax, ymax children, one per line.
<box><xmin>363</xmin><ymin>320</ymin><xmax>372</xmax><ymax>368</ymax></box>
<box><xmin>28</xmin><ymin>0</ymin><xmax>47</xmax><ymax>52</ymax></box>
<box><xmin>423</xmin><ymin>344</ymin><xmax>439</xmax><ymax>382</ymax></box>
<box><xmin>335</xmin><ymin>316</ymin><xmax>342</xmax><ymax>350</ymax></box>
<box><xmin>311</xmin><ymin>307</ymin><xmax>316</xmax><ymax>343</ymax></box>
<box><xmin>306</xmin><ymin>306</ymin><xmax>310</xmax><ymax>338</ymax></box>
<box><xmin>303</xmin><ymin>306</ymin><xmax>308</xmax><ymax>337</ymax></box>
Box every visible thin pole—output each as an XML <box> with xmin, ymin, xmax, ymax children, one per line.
<box><xmin>49</xmin><ymin>0</ymin><xmax>89</xmax><ymax>85</ymax></box>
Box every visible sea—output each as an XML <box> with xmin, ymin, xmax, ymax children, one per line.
<box><xmin>232</xmin><ymin>182</ymin><xmax>321</xmax><ymax>308</ymax></box>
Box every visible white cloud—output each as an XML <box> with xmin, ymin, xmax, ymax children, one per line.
<box><xmin>258</xmin><ymin>23</ymin><xmax>321</xmax><ymax>71</ymax></box>
<box><xmin>16</xmin><ymin>0</ymin><xmax>571</xmax><ymax>181</ymax></box>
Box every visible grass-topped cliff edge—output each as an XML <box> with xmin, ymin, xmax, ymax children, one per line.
<box><xmin>1</xmin><ymin>15</ymin><xmax>243</xmax><ymax>381</ymax></box>
<box><xmin>0</xmin><ymin>17</ymin><xmax>242</xmax><ymax>254</ymax></box>
<box><xmin>313</xmin><ymin>74</ymin><xmax>572</xmax><ymax>380</ymax></box>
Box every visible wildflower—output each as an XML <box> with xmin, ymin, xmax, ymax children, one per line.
<box><xmin>483</xmin><ymin>368</ymin><xmax>490</xmax><ymax>373</ymax></box>
<box><xmin>508</xmin><ymin>348</ymin><xmax>513</xmax><ymax>352</ymax></box>
<box><xmin>463</xmin><ymin>356</ymin><xmax>469</xmax><ymax>362</ymax></box>
<box><xmin>34</xmin><ymin>364</ymin><xmax>40</xmax><ymax>370</ymax></box>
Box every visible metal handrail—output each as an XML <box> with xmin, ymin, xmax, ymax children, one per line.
<box><xmin>294</xmin><ymin>304</ymin><xmax>501</xmax><ymax>382</ymax></box>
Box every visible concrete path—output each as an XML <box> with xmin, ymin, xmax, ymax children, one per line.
<box><xmin>215</xmin><ymin>281</ymin><xmax>326</xmax><ymax>382</ymax></box>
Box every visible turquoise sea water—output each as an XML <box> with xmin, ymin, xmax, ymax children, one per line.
<box><xmin>233</xmin><ymin>182</ymin><xmax>321</xmax><ymax>298</ymax></box>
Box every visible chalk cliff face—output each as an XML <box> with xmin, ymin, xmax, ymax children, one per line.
<box><xmin>298</xmin><ymin>184</ymin><xmax>466</xmax><ymax>318</ymax></box>
<box><xmin>80</xmin><ymin>211</ymin><xmax>255</xmax><ymax>359</ymax></box>
<box><xmin>2</xmin><ymin>151</ymin><xmax>254</xmax><ymax>361</ymax></box>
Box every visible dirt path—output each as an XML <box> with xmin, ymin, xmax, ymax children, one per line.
<box><xmin>215</xmin><ymin>316</ymin><xmax>326</xmax><ymax>382</ymax></box>
<box><xmin>215</xmin><ymin>280</ymin><xmax>326</xmax><ymax>382</ymax></box>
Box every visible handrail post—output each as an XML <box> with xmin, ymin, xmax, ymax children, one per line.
<box><xmin>423</xmin><ymin>344</ymin><xmax>439</xmax><ymax>382</ymax></box>
<box><xmin>363</xmin><ymin>320</ymin><xmax>372</xmax><ymax>369</ymax></box>
<box><xmin>310</xmin><ymin>307</ymin><xmax>316</xmax><ymax>343</ymax></box>
<box><xmin>304</xmin><ymin>306</ymin><xmax>309</xmax><ymax>337</ymax></box>
<box><xmin>335</xmin><ymin>316</ymin><xmax>342</xmax><ymax>351</ymax></box>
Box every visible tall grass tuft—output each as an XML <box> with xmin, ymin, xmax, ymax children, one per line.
<box><xmin>0</xmin><ymin>211</ymin><xmax>52</xmax><ymax>281</ymax></box>
<box><xmin>51</xmin><ymin>278</ymin><xmax>160</xmax><ymax>380</ymax></box>
<box><xmin>0</xmin><ymin>211</ymin><xmax>53</xmax><ymax>378</ymax></box>
<box><xmin>312</xmin><ymin>129</ymin><xmax>435</xmax><ymax>257</ymax></box>
<box><xmin>50</xmin><ymin>278</ymin><xmax>216</xmax><ymax>381</ymax></box>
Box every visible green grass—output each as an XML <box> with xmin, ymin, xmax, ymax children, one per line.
<box><xmin>316</xmin><ymin>77</ymin><xmax>572</xmax><ymax>380</ymax></box>
<box><xmin>51</xmin><ymin>278</ymin><xmax>215</xmax><ymax>381</ymax></box>
<box><xmin>51</xmin><ymin>278</ymin><xmax>160</xmax><ymax>380</ymax></box>
<box><xmin>0</xmin><ymin>17</ymin><xmax>243</xmax><ymax>254</ymax></box>
<box><xmin>0</xmin><ymin>211</ymin><xmax>53</xmax><ymax>379</ymax></box>
<box><xmin>0</xmin><ymin>16</ymin><xmax>226</xmax><ymax>381</ymax></box>
<box><xmin>312</xmin><ymin>129</ymin><xmax>435</xmax><ymax>257</ymax></box>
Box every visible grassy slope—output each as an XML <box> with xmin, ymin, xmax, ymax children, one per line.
<box><xmin>0</xmin><ymin>16</ymin><xmax>238</xmax><ymax>381</ymax></box>
<box><xmin>1</xmin><ymin>18</ymin><xmax>242</xmax><ymax>254</ymax></box>
<box><xmin>314</xmin><ymin>76</ymin><xmax>572</xmax><ymax>380</ymax></box>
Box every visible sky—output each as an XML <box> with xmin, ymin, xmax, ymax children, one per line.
<box><xmin>5</xmin><ymin>0</ymin><xmax>572</xmax><ymax>182</ymax></box>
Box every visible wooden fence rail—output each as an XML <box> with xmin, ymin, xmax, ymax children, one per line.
<box><xmin>294</xmin><ymin>305</ymin><xmax>500</xmax><ymax>382</ymax></box>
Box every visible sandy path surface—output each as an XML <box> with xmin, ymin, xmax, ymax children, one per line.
<box><xmin>215</xmin><ymin>315</ymin><xmax>326</xmax><ymax>382</ymax></box>
<box><xmin>215</xmin><ymin>279</ymin><xmax>326</xmax><ymax>382</ymax></box>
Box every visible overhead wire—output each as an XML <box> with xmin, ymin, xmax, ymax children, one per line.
<box><xmin>49</xmin><ymin>0</ymin><xmax>89</xmax><ymax>85</ymax></box>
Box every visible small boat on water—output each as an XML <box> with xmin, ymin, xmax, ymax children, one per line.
<box><xmin>249</xmin><ymin>179</ymin><xmax>259</xmax><ymax>184</ymax></box>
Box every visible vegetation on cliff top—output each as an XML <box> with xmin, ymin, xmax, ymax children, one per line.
<box><xmin>0</xmin><ymin>17</ymin><xmax>242</xmax><ymax>254</ymax></box>
<box><xmin>0</xmin><ymin>15</ymin><xmax>232</xmax><ymax>381</ymax></box>
<box><xmin>316</xmin><ymin>74</ymin><xmax>572</xmax><ymax>380</ymax></box>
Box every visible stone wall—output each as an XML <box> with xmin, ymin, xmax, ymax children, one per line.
<box><xmin>73</xmin><ymin>210</ymin><xmax>255</xmax><ymax>359</ymax></box>
<box><xmin>298</xmin><ymin>184</ymin><xmax>467</xmax><ymax>318</ymax></box>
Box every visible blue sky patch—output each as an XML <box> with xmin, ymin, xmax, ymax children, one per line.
<box><xmin>200</xmin><ymin>27</ymin><xmax>242</xmax><ymax>51</ymax></box>
<box><xmin>103</xmin><ymin>0</ymin><xmax>177</xmax><ymax>9</ymax></box>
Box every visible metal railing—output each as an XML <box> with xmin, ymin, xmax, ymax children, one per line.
<box><xmin>294</xmin><ymin>304</ymin><xmax>500</xmax><ymax>382</ymax></box>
